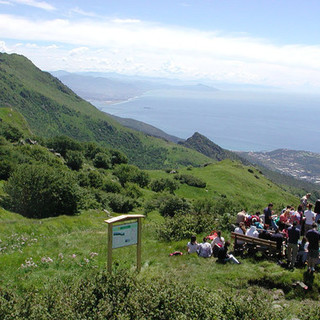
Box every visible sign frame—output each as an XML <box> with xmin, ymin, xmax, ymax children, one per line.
<box><xmin>105</xmin><ymin>214</ymin><xmax>145</xmax><ymax>273</ymax></box>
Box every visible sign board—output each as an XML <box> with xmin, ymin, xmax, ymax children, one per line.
<box><xmin>112</xmin><ymin>222</ymin><xmax>138</xmax><ymax>249</ymax></box>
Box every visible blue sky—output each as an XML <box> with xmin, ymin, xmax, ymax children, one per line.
<box><xmin>1</xmin><ymin>0</ymin><xmax>320</xmax><ymax>91</ymax></box>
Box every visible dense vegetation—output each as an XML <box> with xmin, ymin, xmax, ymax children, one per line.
<box><xmin>0</xmin><ymin>53</ymin><xmax>211</xmax><ymax>169</ymax></box>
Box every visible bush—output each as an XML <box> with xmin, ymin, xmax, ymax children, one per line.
<box><xmin>123</xmin><ymin>182</ymin><xmax>142</xmax><ymax>199</ymax></box>
<box><xmin>146</xmin><ymin>193</ymin><xmax>191</xmax><ymax>217</ymax></box>
<box><xmin>174</xmin><ymin>174</ymin><xmax>206</xmax><ymax>188</ymax></box>
<box><xmin>47</xmin><ymin>135</ymin><xmax>82</xmax><ymax>157</ymax></box>
<box><xmin>157</xmin><ymin>213</ymin><xmax>217</xmax><ymax>241</ymax></box>
<box><xmin>0</xmin><ymin>159</ymin><xmax>14</xmax><ymax>180</ymax></box>
<box><xmin>66</xmin><ymin>150</ymin><xmax>84</xmax><ymax>171</ymax></box>
<box><xmin>4</xmin><ymin>164</ymin><xmax>80</xmax><ymax>218</ymax></box>
<box><xmin>113</xmin><ymin>164</ymin><xmax>150</xmax><ymax>187</ymax></box>
<box><xmin>102</xmin><ymin>179</ymin><xmax>122</xmax><ymax>193</ymax></box>
<box><xmin>88</xmin><ymin>170</ymin><xmax>104</xmax><ymax>189</ymax></box>
<box><xmin>105</xmin><ymin>193</ymin><xmax>135</xmax><ymax>213</ymax></box>
<box><xmin>93</xmin><ymin>152</ymin><xmax>111</xmax><ymax>169</ymax></box>
<box><xmin>110</xmin><ymin>149</ymin><xmax>128</xmax><ymax>165</ymax></box>
<box><xmin>149</xmin><ymin>177</ymin><xmax>179</xmax><ymax>193</ymax></box>
<box><xmin>0</xmin><ymin>122</ymin><xmax>23</xmax><ymax>142</ymax></box>
<box><xmin>0</xmin><ymin>270</ymin><xmax>287</xmax><ymax>320</ymax></box>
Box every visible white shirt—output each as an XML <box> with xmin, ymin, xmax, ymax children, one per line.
<box><xmin>304</xmin><ymin>210</ymin><xmax>315</xmax><ymax>225</ymax></box>
<box><xmin>198</xmin><ymin>242</ymin><xmax>212</xmax><ymax>258</ymax></box>
<box><xmin>187</xmin><ymin>242</ymin><xmax>199</xmax><ymax>254</ymax></box>
<box><xmin>246</xmin><ymin>226</ymin><xmax>259</xmax><ymax>238</ymax></box>
<box><xmin>211</xmin><ymin>236</ymin><xmax>225</xmax><ymax>248</ymax></box>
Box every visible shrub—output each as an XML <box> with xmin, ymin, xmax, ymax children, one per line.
<box><xmin>66</xmin><ymin>150</ymin><xmax>84</xmax><ymax>171</ymax></box>
<box><xmin>113</xmin><ymin>164</ymin><xmax>150</xmax><ymax>187</ymax></box>
<box><xmin>123</xmin><ymin>182</ymin><xmax>142</xmax><ymax>199</ymax></box>
<box><xmin>102</xmin><ymin>179</ymin><xmax>122</xmax><ymax>193</ymax></box>
<box><xmin>174</xmin><ymin>174</ymin><xmax>206</xmax><ymax>188</ymax></box>
<box><xmin>0</xmin><ymin>271</ymin><xmax>287</xmax><ymax>319</ymax></box>
<box><xmin>157</xmin><ymin>213</ymin><xmax>217</xmax><ymax>241</ymax></box>
<box><xmin>4</xmin><ymin>164</ymin><xmax>80</xmax><ymax>218</ymax></box>
<box><xmin>146</xmin><ymin>193</ymin><xmax>191</xmax><ymax>217</ymax></box>
<box><xmin>47</xmin><ymin>135</ymin><xmax>82</xmax><ymax>157</ymax></box>
<box><xmin>0</xmin><ymin>122</ymin><xmax>23</xmax><ymax>142</ymax></box>
<box><xmin>83</xmin><ymin>141</ymin><xmax>104</xmax><ymax>159</ymax></box>
<box><xmin>105</xmin><ymin>193</ymin><xmax>135</xmax><ymax>213</ymax></box>
<box><xmin>110</xmin><ymin>149</ymin><xmax>128</xmax><ymax>165</ymax></box>
<box><xmin>93</xmin><ymin>152</ymin><xmax>111</xmax><ymax>169</ymax></box>
<box><xmin>0</xmin><ymin>159</ymin><xmax>14</xmax><ymax>180</ymax></box>
<box><xmin>18</xmin><ymin>145</ymin><xmax>63</xmax><ymax>166</ymax></box>
<box><xmin>149</xmin><ymin>177</ymin><xmax>179</xmax><ymax>193</ymax></box>
<box><xmin>88</xmin><ymin>170</ymin><xmax>104</xmax><ymax>189</ymax></box>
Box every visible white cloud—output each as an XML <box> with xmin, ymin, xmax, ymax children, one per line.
<box><xmin>1</xmin><ymin>14</ymin><xmax>320</xmax><ymax>90</ymax></box>
<box><xmin>0</xmin><ymin>1</ymin><xmax>12</xmax><ymax>5</ymax></box>
<box><xmin>70</xmin><ymin>7</ymin><xmax>98</xmax><ymax>18</ymax></box>
<box><xmin>111</xmin><ymin>19</ymin><xmax>141</xmax><ymax>24</ymax></box>
<box><xmin>69</xmin><ymin>47</ymin><xmax>89</xmax><ymax>56</ymax></box>
<box><xmin>0</xmin><ymin>40</ymin><xmax>9</xmax><ymax>52</ymax></box>
<box><xmin>10</xmin><ymin>0</ymin><xmax>55</xmax><ymax>11</ymax></box>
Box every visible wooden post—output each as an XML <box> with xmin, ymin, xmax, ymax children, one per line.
<box><xmin>107</xmin><ymin>222</ymin><xmax>113</xmax><ymax>273</ymax></box>
<box><xmin>137</xmin><ymin>217</ymin><xmax>142</xmax><ymax>272</ymax></box>
<box><xmin>105</xmin><ymin>214</ymin><xmax>145</xmax><ymax>274</ymax></box>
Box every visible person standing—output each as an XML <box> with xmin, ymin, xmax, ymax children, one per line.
<box><xmin>263</xmin><ymin>203</ymin><xmax>273</xmax><ymax>226</ymax></box>
<box><xmin>304</xmin><ymin>203</ymin><xmax>316</xmax><ymax>234</ymax></box>
<box><xmin>300</xmin><ymin>193</ymin><xmax>311</xmax><ymax>211</ymax></box>
<box><xmin>236</xmin><ymin>209</ymin><xmax>247</xmax><ymax>225</ymax></box>
<box><xmin>287</xmin><ymin>221</ymin><xmax>300</xmax><ymax>268</ymax></box>
<box><xmin>305</xmin><ymin>223</ymin><xmax>320</xmax><ymax>273</ymax></box>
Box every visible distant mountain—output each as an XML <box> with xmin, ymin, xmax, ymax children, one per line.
<box><xmin>0</xmin><ymin>53</ymin><xmax>212</xmax><ymax>169</ymax></box>
<box><xmin>238</xmin><ymin>149</ymin><xmax>320</xmax><ymax>185</ymax></box>
<box><xmin>51</xmin><ymin>71</ymin><xmax>218</xmax><ymax>102</ymax></box>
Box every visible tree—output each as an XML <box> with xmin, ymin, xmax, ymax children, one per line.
<box><xmin>113</xmin><ymin>164</ymin><xmax>150</xmax><ymax>187</ymax></box>
<box><xmin>93</xmin><ymin>152</ymin><xmax>111</xmax><ymax>169</ymax></box>
<box><xmin>47</xmin><ymin>135</ymin><xmax>82</xmax><ymax>157</ymax></box>
<box><xmin>66</xmin><ymin>150</ymin><xmax>84</xmax><ymax>171</ymax></box>
<box><xmin>4</xmin><ymin>164</ymin><xmax>80</xmax><ymax>218</ymax></box>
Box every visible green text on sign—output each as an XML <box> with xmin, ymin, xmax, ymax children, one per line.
<box><xmin>112</xmin><ymin>222</ymin><xmax>138</xmax><ymax>249</ymax></box>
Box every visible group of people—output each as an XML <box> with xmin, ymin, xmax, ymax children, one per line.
<box><xmin>187</xmin><ymin>194</ymin><xmax>320</xmax><ymax>272</ymax></box>
<box><xmin>234</xmin><ymin>195</ymin><xmax>320</xmax><ymax>272</ymax></box>
<box><xmin>187</xmin><ymin>232</ymin><xmax>240</xmax><ymax>264</ymax></box>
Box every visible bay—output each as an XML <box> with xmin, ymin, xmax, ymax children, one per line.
<box><xmin>94</xmin><ymin>89</ymin><xmax>320</xmax><ymax>153</ymax></box>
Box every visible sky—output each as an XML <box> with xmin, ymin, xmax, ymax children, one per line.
<box><xmin>1</xmin><ymin>0</ymin><xmax>320</xmax><ymax>91</ymax></box>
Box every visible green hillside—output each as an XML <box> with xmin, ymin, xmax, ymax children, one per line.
<box><xmin>1</xmin><ymin>117</ymin><xmax>319</xmax><ymax>319</ymax></box>
<box><xmin>0</xmin><ymin>53</ymin><xmax>211</xmax><ymax>169</ymax></box>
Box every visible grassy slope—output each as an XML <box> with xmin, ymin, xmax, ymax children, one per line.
<box><xmin>149</xmin><ymin>160</ymin><xmax>298</xmax><ymax>211</ymax></box>
<box><xmin>0</xmin><ymin>159</ymin><xmax>318</xmax><ymax>317</ymax></box>
<box><xmin>0</xmin><ymin>53</ymin><xmax>211</xmax><ymax>169</ymax></box>
<box><xmin>0</xmin><ymin>107</ymin><xmax>33</xmax><ymax>136</ymax></box>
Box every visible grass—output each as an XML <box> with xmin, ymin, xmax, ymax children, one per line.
<box><xmin>1</xmin><ymin>207</ymin><xmax>319</xmax><ymax>303</ymax></box>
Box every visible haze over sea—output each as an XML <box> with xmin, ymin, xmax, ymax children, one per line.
<box><xmin>95</xmin><ymin>90</ymin><xmax>320</xmax><ymax>153</ymax></box>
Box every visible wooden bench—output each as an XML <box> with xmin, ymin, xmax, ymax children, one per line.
<box><xmin>231</xmin><ymin>232</ymin><xmax>278</xmax><ymax>258</ymax></box>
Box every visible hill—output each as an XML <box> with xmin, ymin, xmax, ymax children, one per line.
<box><xmin>1</xmin><ymin>107</ymin><xmax>317</xmax><ymax>319</ymax></box>
<box><xmin>0</xmin><ymin>53</ymin><xmax>211</xmax><ymax>169</ymax></box>
<box><xmin>178</xmin><ymin>132</ymin><xmax>250</xmax><ymax>163</ymax></box>
<box><xmin>238</xmin><ymin>149</ymin><xmax>320</xmax><ymax>184</ymax></box>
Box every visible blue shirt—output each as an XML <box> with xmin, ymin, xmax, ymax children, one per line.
<box><xmin>288</xmin><ymin>226</ymin><xmax>300</xmax><ymax>244</ymax></box>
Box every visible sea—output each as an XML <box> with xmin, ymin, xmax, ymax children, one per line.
<box><xmin>93</xmin><ymin>89</ymin><xmax>320</xmax><ymax>153</ymax></box>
